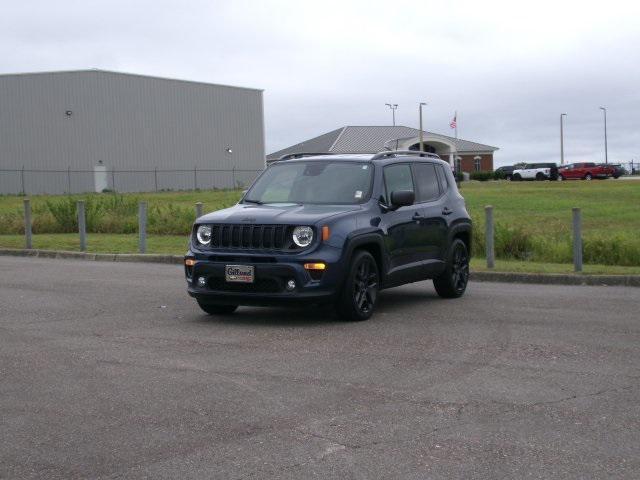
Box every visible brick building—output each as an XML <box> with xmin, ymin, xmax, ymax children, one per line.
<box><xmin>267</xmin><ymin>126</ymin><xmax>498</xmax><ymax>172</ymax></box>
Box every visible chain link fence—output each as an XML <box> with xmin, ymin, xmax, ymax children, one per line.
<box><xmin>0</xmin><ymin>167</ymin><xmax>264</xmax><ymax>195</ymax></box>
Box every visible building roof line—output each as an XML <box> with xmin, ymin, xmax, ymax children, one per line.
<box><xmin>0</xmin><ymin>69</ymin><xmax>264</xmax><ymax>92</ymax></box>
<box><xmin>327</xmin><ymin>127</ymin><xmax>348</xmax><ymax>151</ymax></box>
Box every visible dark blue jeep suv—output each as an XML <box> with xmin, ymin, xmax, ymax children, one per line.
<box><xmin>185</xmin><ymin>151</ymin><xmax>472</xmax><ymax>321</ymax></box>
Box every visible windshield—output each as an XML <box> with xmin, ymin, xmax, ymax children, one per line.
<box><xmin>244</xmin><ymin>161</ymin><xmax>374</xmax><ymax>205</ymax></box>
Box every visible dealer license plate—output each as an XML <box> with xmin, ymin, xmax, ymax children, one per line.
<box><xmin>225</xmin><ymin>265</ymin><xmax>254</xmax><ymax>283</ymax></box>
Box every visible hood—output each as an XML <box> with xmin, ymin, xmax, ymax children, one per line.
<box><xmin>197</xmin><ymin>203</ymin><xmax>363</xmax><ymax>225</ymax></box>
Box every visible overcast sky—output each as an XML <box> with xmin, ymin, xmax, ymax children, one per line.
<box><xmin>2</xmin><ymin>0</ymin><xmax>639</xmax><ymax>166</ymax></box>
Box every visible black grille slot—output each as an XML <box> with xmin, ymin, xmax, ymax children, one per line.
<box><xmin>208</xmin><ymin>277</ymin><xmax>282</xmax><ymax>293</ymax></box>
<box><xmin>197</xmin><ymin>224</ymin><xmax>300</xmax><ymax>251</ymax></box>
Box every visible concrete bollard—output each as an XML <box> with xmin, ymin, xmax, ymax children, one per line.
<box><xmin>139</xmin><ymin>202</ymin><xmax>147</xmax><ymax>254</ymax></box>
<box><xmin>24</xmin><ymin>199</ymin><xmax>32</xmax><ymax>249</ymax></box>
<box><xmin>77</xmin><ymin>200</ymin><xmax>87</xmax><ymax>252</ymax></box>
<box><xmin>573</xmin><ymin>207</ymin><xmax>582</xmax><ymax>272</ymax></box>
<box><xmin>195</xmin><ymin>202</ymin><xmax>203</xmax><ymax>219</ymax></box>
<box><xmin>485</xmin><ymin>205</ymin><xmax>495</xmax><ymax>269</ymax></box>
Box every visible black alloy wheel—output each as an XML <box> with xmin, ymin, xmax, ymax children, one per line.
<box><xmin>337</xmin><ymin>250</ymin><xmax>379</xmax><ymax>321</ymax></box>
<box><xmin>433</xmin><ymin>239</ymin><xmax>470</xmax><ymax>298</ymax></box>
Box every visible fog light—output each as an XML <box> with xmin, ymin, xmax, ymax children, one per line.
<box><xmin>197</xmin><ymin>276</ymin><xmax>207</xmax><ymax>288</ymax></box>
<box><xmin>286</xmin><ymin>279</ymin><xmax>296</xmax><ymax>291</ymax></box>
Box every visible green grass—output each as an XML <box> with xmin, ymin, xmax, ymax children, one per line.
<box><xmin>1</xmin><ymin>180</ymin><xmax>639</xmax><ymax>268</ymax></box>
<box><xmin>0</xmin><ymin>233</ymin><xmax>189</xmax><ymax>254</ymax></box>
<box><xmin>459</xmin><ymin>180</ymin><xmax>640</xmax><ymax>266</ymax></box>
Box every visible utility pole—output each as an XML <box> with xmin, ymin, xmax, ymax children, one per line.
<box><xmin>418</xmin><ymin>102</ymin><xmax>427</xmax><ymax>152</ymax></box>
<box><xmin>599</xmin><ymin>107</ymin><xmax>608</xmax><ymax>164</ymax></box>
<box><xmin>560</xmin><ymin>113</ymin><xmax>567</xmax><ymax>165</ymax></box>
<box><xmin>385</xmin><ymin>103</ymin><xmax>398</xmax><ymax>126</ymax></box>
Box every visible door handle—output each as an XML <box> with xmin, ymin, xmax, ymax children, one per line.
<box><xmin>442</xmin><ymin>207</ymin><xmax>453</xmax><ymax>216</ymax></box>
<box><xmin>412</xmin><ymin>212</ymin><xmax>425</xmax><ymax>220</ymax></box>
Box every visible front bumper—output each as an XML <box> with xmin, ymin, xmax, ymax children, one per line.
<box><xmin>185</xmin><ymin>244</ymin><xmax>345</xmax><ymax>307</ymax></box>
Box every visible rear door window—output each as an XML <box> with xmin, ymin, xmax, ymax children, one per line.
<box><xmin>413</xmin><ymin>163</ymin><xmax>441</xmax><ymax>202</ymax></box>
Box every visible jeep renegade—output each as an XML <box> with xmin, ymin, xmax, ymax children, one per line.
<box><xmin>185</xmin><ymin>151</ymin><xmax>472</xmax><ymax>321</ymax></box>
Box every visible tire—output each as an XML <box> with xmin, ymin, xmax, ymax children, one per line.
<box><xmin>433</xmin><ymin>239</ymin><xmax>470</xmax><ymax>299</ymax></box>
<box><xmin>613</xmin><ymin>174</ymin><xmax>620</xmax><ymax>179</ymax></box>
<box><xmin>536</xmin><ymin>172</ymin><xmax>545</xmax><ymax>181</ymax></box>
<box><xmin>513</xmin><ymin>173</ymin><xmax>522</xmax><ymax>181</ymax></box>
<box><xmin>197</xmin><ymin>301</ymin><xmax>238</xmax><ymax>315</ymax></box>
<box><xmin>336</xmin><ymin>250</ymin><xmax>379</xmax><ymax>321</ymax></box>
<box><xmin>557</xmin><ymin>175</ymin><xmax>564</xmax><ymax>181</ymax></box>
<box><xmin>584</xmin><ymin>173</ymin><xmax>592</xmax><ymax>181</ymax></box>
<box><xmin>506</xmin><ymin>174</ymin><xmax>513</xmax><ymax>181</ymax></box>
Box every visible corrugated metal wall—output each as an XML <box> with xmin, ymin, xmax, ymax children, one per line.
<box><xmin>0</xmin><ymin>70</ymin><xmax>265</xmax><ymax>194</ymax></box>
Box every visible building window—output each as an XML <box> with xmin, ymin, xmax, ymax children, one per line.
<box><xmin>474</xmin><ymin>156</ymin><xmax>482</xmax><ymax>172</ymax></box>
<box><xmin>455</xmin><ymin>157</ymin><xmax>462</xmax><ymax>174</ymax></box>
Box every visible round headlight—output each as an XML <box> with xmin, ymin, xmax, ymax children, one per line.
<box><xmin>196</xmin><ymin>225</ymin><xmax>212</xmax><ymax>245</ymax></box>
<box><xmin>292</xmin><ymin>226</ymin><xmax>313</xmax><ymax>248</ymax></box>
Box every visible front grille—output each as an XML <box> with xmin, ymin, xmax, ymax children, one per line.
<box><xmin>198</xmin><ymin>224</ymin><xmax>299</xmax><ymax>251</ymax></box>
<box><xmin>208</xmin><ymin>277</ymin><xmax>282</xmax><ymax>293</ymax></box>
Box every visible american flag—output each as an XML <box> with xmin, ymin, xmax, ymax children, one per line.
<box><xmin>449</xmin><ymin>114</ymin><xmax>457</xmax><ymax>129</ymax></box>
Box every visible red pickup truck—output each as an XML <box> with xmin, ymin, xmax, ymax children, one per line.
<box><xmin>557</xmin><ymin>162</ymin><xmax>614</xmax><ymax>181</ymax></box>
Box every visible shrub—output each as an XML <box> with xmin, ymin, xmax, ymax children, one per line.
<box><xmin>470</xmin><ymin>171</ymin><xmax>494</xmax><ymax>181</ymax></box>
<box><xmin>493</xmin><ymin>170</ymin><xmax>506</xmax><ymax>180</ymax></box>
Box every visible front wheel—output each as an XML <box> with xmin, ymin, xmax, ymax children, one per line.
<box><xmin>197</xmin><ymin>301</ymin><xmax>238</xmax><ymax>315</ymax></box>
<box><xmin>336</xmin><ymin>250</ymin><xmax>379</xmax><ymax>321</ymax></box>
<box><xmin>433</xmin><ymin>239</ymin><xmax>470</xmax><ymax>298</ymax></box>
<box><xmin>513</xmin><ymin>173</ymin><xmax>522</xmax><ymax>181</ymax></box>
<box><xmin>584</xmin><ymin>173</ymin><xmax>592</xmax><ymax>181</ymax></box>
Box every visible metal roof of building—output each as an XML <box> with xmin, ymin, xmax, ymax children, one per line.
<box><xmin>0</xmin><ymin>69</ymin><xmax>263</xmax><ymax>92</ymax></box>
<box><xmin>267</xmin><ymin>126</ymin><xmax>498</xmax><ymax>160</ymax></box>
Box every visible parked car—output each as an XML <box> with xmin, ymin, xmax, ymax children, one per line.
<box><xmin>601</xmin><ymin>164</ymin><xmax>626</xmax><ymax>179</ymax></box>
<box><xmin>185</xmin><ymin>151</ymin><xmax>472</xmax><ymax>321</ymax></box>
<box><xmin>512</xmin><ymin>163</ymin><xmax>558</xmax><ymax>181</ymax></box>
<box><xmin>558</xmin><ymin>162</ymin><xmax>613</xmax><ymax>181</ymax></box>
<box><xmin>494</xmin><ymin>165</ymin><xmax>516</xmax><ymax>180</ymax></box>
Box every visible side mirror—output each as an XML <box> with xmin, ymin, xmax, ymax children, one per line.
<box><xmin>390</xmin><ymin>190</ymin><xmax>415</xmax><ymax>209</ymax></box>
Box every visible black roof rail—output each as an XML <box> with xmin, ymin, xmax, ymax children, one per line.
<box><xmin>371</xmin><ymin>150</ymin><xmax>441</xmax><ymax>161</ymax></box>
<box><xmin>277</xmin><ymin>152</ymin><xmax>336</xmax><ymax>161</ymax></box>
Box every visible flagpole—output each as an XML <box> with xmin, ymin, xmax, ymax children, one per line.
<box><xmin>455</xmin><ymin>110</ymin><xmax>458</xmax><ymax>139</ymax></box>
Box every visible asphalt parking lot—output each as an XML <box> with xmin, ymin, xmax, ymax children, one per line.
<box><xmin>1</xmin><ymin>257</ymin><xmax>639</xmax><ymax>479</ymax></box>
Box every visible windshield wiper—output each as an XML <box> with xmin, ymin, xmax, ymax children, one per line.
<box><xmin>243</xmin><ymin>198</ymin><xmax>263</xmax><ymax>205</ymax></box>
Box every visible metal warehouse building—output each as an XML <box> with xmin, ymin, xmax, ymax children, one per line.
<box><xmin>0</xmin><ymin>70</ymin><xmax>265</xmax><ymax>194</ymax></box>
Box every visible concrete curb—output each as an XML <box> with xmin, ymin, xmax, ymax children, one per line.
<box><xmin>471</xmin><ymin>271</ymin><xmax>640</xmax><ymax>287</ymax></box>
<box><xmin>0</xmin><ymin>248</ymin><xmax>183</xmax><ymax>265</ymax></box>
<box><xmin>1</xmin><ymin>248</ymin><xmax>639</xmax><ymax>287</ymax></box>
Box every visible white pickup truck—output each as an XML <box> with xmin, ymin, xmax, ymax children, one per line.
<box><xmin>512</xmin><ymin>163</ymin><xmax>558</xmax><ymax>181</ymax></box>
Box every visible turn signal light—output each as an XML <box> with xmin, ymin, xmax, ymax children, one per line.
<box><xmin>304</xmin><ymin>262</ymin><xmax>326</xmax><ymax>270</ymax></box>
<box><xmin>185</xmin><ymin>258</ymin><xmax>196</xmax><ymax>266</ymax></box>
<box><xmin>322</xmin><ymin>226</ymin><xmax>331</xmax><ymax>241</ymax></box>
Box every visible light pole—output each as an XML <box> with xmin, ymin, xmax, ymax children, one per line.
<box><xmin>560</xmin><ymin>113</ymin><xmax>567</xmax><ymax>165</ymax></box>
<box><xmin>385</xmin><ymin>103</ymin><xmax>398</xmax><ymax>126</ymax></box>
<box><xmin>599</xmin><ymin>106</ymin><xmax>608</xmax><ymax>164</ymax></box>
<box><xmin>418</xmin><ymin>102</ymin><xmax>427</xmax><ymax>152</ymax></box>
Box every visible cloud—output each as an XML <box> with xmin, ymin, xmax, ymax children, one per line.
<box><xmin>1</xmin><ymin>0</ymin><xmax>639</xmax><ymax>165</ymax></box>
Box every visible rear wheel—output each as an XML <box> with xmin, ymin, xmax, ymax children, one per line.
<box><xmin>197</xmin><ymin>301</ymin><xmax>238</xmax><ymax>315</ymax></box>
<box><xmin>336</xmin><ymin>250</ymin><xmax>379</xmax><ymax>321</ymax></box>
<box><xmin>433</xmin><ymin>239</ymin><xmax>469</xmax><ymax>298</ymax></box>
<box><xmin>557</xmin><ymin>175</ymin><xmax>564</xmax><ymax>181</ymax></box>
<box><xmin>585</xmin><ymin>173</ymin><xmax>592</xmax><ymax>181</ymax></box>
<box><xmin>536</xmin><ymin>172</ymin><xmax>546</xmax><ymax>181</ymax></box>
<box><xmin>506</xmin><ymin>174</ymin><xmax>513</xmax><ymax>181</ymax></box>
